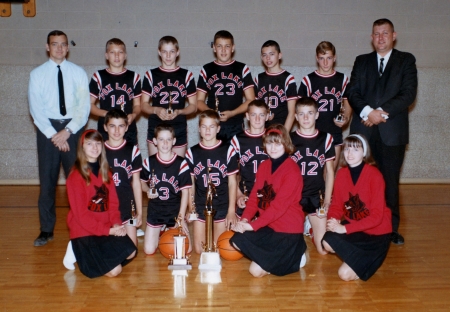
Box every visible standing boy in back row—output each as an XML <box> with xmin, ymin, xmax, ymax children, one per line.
<box><xmin>197</xmin><ymin>30</ymin><xmax>255</xmax><ymax>142</ymax></box>
<box><xmin>255</xmin><ymin>40</ymin><xmax>298</xmax><ymax>131</ymax></box>
<box><xmin>89</xmin><ymin>38</ymin><xmax>142</xmax><ymax>146</ymax></box>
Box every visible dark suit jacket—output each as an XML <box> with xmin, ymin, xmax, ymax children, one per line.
<box><xmin>346</xmin><ymin>49</ymin><xmax>417</xmax><ymax>146</ymax></box>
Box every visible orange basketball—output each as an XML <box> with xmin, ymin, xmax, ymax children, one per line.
<box><xmin>217</xmin><ymin>230</ymin><xmax>243</xmax><ymax>261</ymax></box>
<box><xmin>158</xmin><ymin>228</ymin><xmax>190</xmax><ymax>259</ymax></box>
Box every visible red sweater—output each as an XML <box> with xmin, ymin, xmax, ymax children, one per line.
<box><xmin>328</xmin><ymin>164</ymin><xmax>392</xmax><ymax>235</ymax></box>
<box><xmin>66</xmin><ymin>169</ymin><xmax>121</xmax><ymax>239</ymax></box>
<box><xmin>243</xmin><ymin>157</ymin><xmax>304</xmax><ymax>234</ymax></box>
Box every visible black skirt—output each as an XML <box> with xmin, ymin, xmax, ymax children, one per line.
<box><xmin>230</xmin><ymin>227</ymin><xmax>306</xmax><ymax>276</ymax></box>
<box><xmin>322</xmin><ymin>231</ymin><xmax>391</xmax><ymax>281</ymax></box>
<box><xmin>72</xmin><ymin>235</ymin><xmax>137</xmax><ymax>278</ymax></box>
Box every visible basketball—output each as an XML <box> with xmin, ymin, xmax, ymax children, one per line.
<box><xmin>158</xmin><ymin>228</ymin><xmax>190</xmax><ymax>259</ymax></box>
<box><xmin>217</xmin><ymin>230</ymin><xmax>243</xmax><ymax>261</ymax></box>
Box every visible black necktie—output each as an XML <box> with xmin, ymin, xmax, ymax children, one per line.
<box><xmin>379</xmin><ymin>58</ymin><xmax>384</xmax><ymax>77</ymax></box>
<box><xmin>57</xmin><ymin>65</ymin><xmax>67</xmax><ymax>116</ymax></box>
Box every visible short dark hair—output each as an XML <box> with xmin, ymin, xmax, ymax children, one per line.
<box><xmin>47</xmin><ymin>30</ymin><xmax>67</xmax><ymax>44</ymax></box>
<box><xmin>248</xmin><ymin>99</ymin><xmax>269</xmax><ymax>112</ymax></box>
<box><xmin>261</xmin><ymin>40</ymin><xmax>280</xmax><ymax>53</ymax></box>
<box><xmin>295</xmin><ymin>97</ymin><xmax>318</xmax><ymax>112</ymax></box>
<box><xmin>158</xmin><ymin>36</ymin><xmax>179</xmax><ymax>50</ymax></box>
<box><xmin>373</xmin><ymin>18</ymin><xmax>395</xmax><ymax>31</ymax></box>
<box><xmin>104</xmin><ymin>109</ymin><xmax>128</xmax><ymax>126</ymax></box>
<box><xmin>214</xmin><ymin>30</ymin><xmax>234</xmax><ymax>45</ymax></box>
<box><xmin>316</xmin><ymin>41</ymin><xmax>335</xmax><ymax>56</ymax></box>
<box><xmin>106</xmin><ymin>38</ymin><xmax>126</xmax><ymax>52</ymax></box>
<box><xmin>340</xmin><ymin>134</ymin><xmax>377</xmax><ymax>167</ymax></box>
<box><xmin>154</xmin><ymin>124</ymin><xmax>175</xmax><ymax>139</ymax></box>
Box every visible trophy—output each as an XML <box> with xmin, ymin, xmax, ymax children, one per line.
<box><xmin>242</xmin><ymin>181</ymin><xmax>249</xmax><ymax>208</ymax></box>
<box><xmin>267</xmin><ymin>92</ymin><xmax>273</xmax><ymax>117</ymax></box>
<box><xmin>168</xmin><ymin>217</ymin><xmax>192</xmax><ymax>270</ymax></box>
<box><xmin>148</xmin><ymin>169</ymin><xmax>158</xmax><ymax>198</ymax></box>
<box><xmin>317</xmin><ymin>190</ymin><xmax>326</xmax><ymax>216</ymax></box>
<box><xmin>167</xmin><ymin>95</ymin><xmax>174</xmax><ymax>114</ymax></box>
<box><xmin>199</xmin><ymin>167</ymin><xmax>222</xmax><ymax>271</ymax></box>
<box><xmin>335</xmin><ymin>103</ymin><xmax>345</xmax><ymax>122</ymax></box>
<box><xmin>128</xmin><ymin>199</ymin><xmax>137</xmax><ymax>226</ymax></box>
<box><xmin>188</xmin><ymin>192</ymin><xmax>198</xmax><ymax>221</ymax></box>
<box><xmin>215</xmin><ymin>96</ymin><xmax>220</xmax><ymax>115</ymax></box>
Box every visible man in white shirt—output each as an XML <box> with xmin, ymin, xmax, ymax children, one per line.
<box><xmin>28</xmin><ymin>30</ymin><xmax>90</xmax><ymax>246</ymax></box>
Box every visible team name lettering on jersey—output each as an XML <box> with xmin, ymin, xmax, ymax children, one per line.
<box><xmin>257</xmin><ymin>85</ymin><xmax>287</xmax><ymax>102</ymax></box>
<box><xmin>311</xmin><ymin>87</ymin><xmax>342</xmax><ymax>104</ymax></box>
<box><xmin>193</xmin><ymin>160</ymin><xmax>227</xmax><ymax>177</ymax></box>
<box><xmin>152</xmin><ymin>80</ymin><xmax>187</xmax><ymax>97</ymax></box>
<box><xmin>291</xmin><ymin>149</ymin><xmax>326</xmax><ymax>167</ymax></box>
<box><xmin>239</xmin><ymin>147</ymin><xmax>267</xmax><ymax>166</ymax></box>
<box><xmin>99</xmin><ymin>83</ymin><xmax>133</xmax><ymax>101</ymax></box>
<box><xmin>113</xmin><ymin>159</ymin><xmax>133</xmax><ymax>179</ymax></box>
<box><xmin>205</xmin><ymin>72</ymin><xmax>243</xmax><ymax>90</ymax></box>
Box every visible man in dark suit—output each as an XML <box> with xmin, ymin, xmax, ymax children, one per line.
<box><xmin>346</xmin><ymin>18</ymin><xmax>418</xmax><ymax>245</ymax></box>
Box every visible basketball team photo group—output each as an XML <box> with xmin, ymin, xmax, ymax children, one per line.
<box><xmin>29</xmin><ymin>18</ymin><xmax>416</xmax><ymax>283</ymax></box>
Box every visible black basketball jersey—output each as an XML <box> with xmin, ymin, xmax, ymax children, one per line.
<box><xmin>298</xmin><ymin>71</ymin><xmax>348</xmax><ymax>135</ymax></box>
<box><xmin>142</xmin><ymin>67</ymin><xmax>196</xmax><ymax>127</ymax></box>
<box><xmin>290</xmin><ymin>130</ymin><xmax>335</xmax><ymax>197</ymax></box>
<box><xmin>185</xmin><ymin>140</ymin><xmax>239</xmax><ymax>211</ymax></box>
<box><xmin>254</xmin><ymin>70</ymin><xmax>298</xmax><ymax>126</ymax></box>
<box><xmin>230</xmin><ymin>130</ymin><xmax>268</xmax><ymax>194</ymax></box>
<box><xmin>105</xmin><ymin>140</ymin><xmax>142</xmax><ymax>220</ymax></box>
<box><xmin>197</xmin><ymin>60</ymin><xmax>254</xmax><ymax>126</ymax></box>
<box><xmin>140</xmin><ymin>153</ymin><xmax>192</xmax><ymax>209</ymax></box>
<box><xmin>89</xmin><ymin>69</ymin><xmax>141</xmax><ymax>132</ymax></box>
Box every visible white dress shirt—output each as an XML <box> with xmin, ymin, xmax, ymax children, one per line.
<box><xmin>28</xmin><ymin>58</ymin><xmax>90</xmax><ymax>138</ymax></box>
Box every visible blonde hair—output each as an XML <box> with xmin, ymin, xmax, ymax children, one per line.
<box><xmin>73</xmin><ymin>130</ymin><xmax>111</xmax><ymax>185</ymax></box>
<box><xmin>198</xmin><ymin>110</ymin><xmax>220</xmax><ymax>126</ymax></box>
<box><xmin>263</xmin><ymin>124</ymin><xmax>294</xmax><ymax>155</ymax></box>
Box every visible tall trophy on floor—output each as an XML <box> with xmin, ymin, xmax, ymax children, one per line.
<box><xmin>198</xmin><ymin>167</ymin><xmax>222</xmax><ymax>271</ymax></box>
<box><xmin>168</xmin><ymin>217</ymin><xmax>192</xmax><ymax>270</ymax></box>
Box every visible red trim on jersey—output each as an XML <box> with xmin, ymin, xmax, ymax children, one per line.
<box><xmin>244</xmin><ymin>129</ymin><xmax>265</xmax><ymax>138</ymax></box>
<box><xmin>265</xmin><ymin>70</ymin><xmax>286</xmax><ymax>76</ymax></box>
<box><xmin>213</xmin><ymin>60</ymin><xmax>235</xmax><ymax>66</ymax></box>
<box><xmin>158</xmin><ymin>66</ymin><xmax>180</xmax><ymax>73</ymax></box>
<box><xmin>196</xmin><ymin>87</ymin><xmax>208</xmax><ymax>94</ymax></box>
<box><xmin>105</xmin><ymin>140</ymin><xmax>127</xmax><ymax>150</ymax></box>
<box><xmin>314</xmin><ymin>70</ymin><xmax>336</xmax><ymax>78</ymax></box>
<box><xmin>199</xmin><ymin>140</ymin><xmax>222</xmax><ymax>150</ymax></box>
<box><xmin>106</xmin><ymin>68</ymin><xmax>127</xmax><ymax>75</ymax></box>
<box><xmin>156</xmin><ymin>152</ymin><xmax>177</xmax><ymax>165</ymax></box>
<box><xmin>295</xmin><ymin>129</ymin><xmax>319</xmax><ymax>138</ymax></box>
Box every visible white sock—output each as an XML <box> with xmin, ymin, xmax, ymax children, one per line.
<box><xmin>63</xmin><ymin>241</ymin><xmax>76</xmax><ymax>270</ymax></box>
<box><xmin>300</xmin><ymin>253</ymin><xmax>306</xmax><ymax>268</ymax></box>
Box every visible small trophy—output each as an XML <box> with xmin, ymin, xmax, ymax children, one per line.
<box><xmin>120</xmin><ymin>103</ymin><xmax>125</xmax><ymax>112</ymax></box>
<box><xmin>188</xmin><ymin>192</ymin><xmax>198</xmax><ymax>221</ymax></box>
<box><xmin>267</xmin><ymin>92</ymin><xmax>273</xmax><ymax>117</ymax></box>
<box><xmin>242</xmin><ymin>181</ymin><xmax>249</xmax><ymax>208</ymax></box>
<box><xmin>148</xmin><ymin>169</ymin><xmax>158</xmax><ymax>198</ymax></box>
<box><xmin>215</xmin><ymin>96</ymin><xmax>220</xmax><ymax>115</ymax></box>
<box><xmin>317</xmin><ymin>190</ymin><xmax>326</xmax><ymax>216</ymax></box>
<box><xmin>168</xmin><ymin>217</ymin><xmax>192</xmax><ymax>270</ymax></box>
<box><xmin>128</xmin><ymin>199</ymin><xmax>137</xmax><ymax>226</ymax></box>
<box><xmin>167</xmin><ymin>95</ymin><xmax>174</xmax><ymax>114</ymax></box>
<box><xmin>335</xmin><ymin>103</ymin><xmax>345</xmax><ymax>122</ymax></box>
<box><xmin>199</xmin><ymin>167</ymin><xmax>221</xmax><ymax>271</ymax></box>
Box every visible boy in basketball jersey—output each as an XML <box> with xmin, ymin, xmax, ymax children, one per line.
<box><xmin>290</xmin><ymin>97</ymin><xmax>335</xmax><ymax>255</ymax></box>
<box><xmin>141</xmin><ymin>36</ymin><xmax>197</xmax><ymax>157</ymax></box>
<box><xmin>255</xmin><ymin>40</ymin><xmax>298</xmax><ymax>131</ymax></box>
<box><xmin>90</xmin><ymin>38</ymin><xmax>142</xmax><ymax>146</ymax></box>
<box><xmin>185</xmin><ymin>110</ymin><xmax>239</xmax><ymax>254</ymax></box>
<box><xmin>140</xmin><ymin>125</ymin><xmax>192</xmax><ymax>255</ymax></box>
<box><xmin>298</xmin><ymin>41</ymin><xmax>352</xmax><ymax>168</ymax></box>
<box><xmin>104</xmin><ymin>109</ymin><xmax>143</xmax><ymax>246</ymax></box>
<box><xmin>197</xmin><ymin>30</ymin><xmax>255</xmax><ymax>142</ymax></box>
<box><xmin>231</xmin><ymin>100</ymin><xmax>270</xmax><ymax>217</ymax></box>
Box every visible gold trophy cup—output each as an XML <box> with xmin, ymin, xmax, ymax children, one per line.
<box><xmin>188</xmin><ymin>192</ymin><xmax>198</xmax><ymax>221</ymax></box>
<box><xmin>128</xmin><ymin>199</ymin><xmax>137</xmax><ymax>226</ymax></box>
<box><xmin>148</xmin><ymin>169</ymin><xmax>158</xmax><ymax>198</ymax></box>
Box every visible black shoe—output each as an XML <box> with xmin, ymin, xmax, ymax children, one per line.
<box><xmin>34</xmin><ymin>231</ymin><xmax>54</xmax><ymax>247</ymax></box>
<box><xmin>391</xmin><ymin>231</ymin><xmax>404</xmax><ymax>245</ymax></box>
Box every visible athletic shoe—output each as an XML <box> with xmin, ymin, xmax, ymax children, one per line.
<box><xmin>391</xmin><ymin>231</ymin><xmax>404</xmax><ymax>245</ymax></box>
<box><xmin>34</xmin><ymin>231</ymin><xmax>53</xmax><ymax>247</ymax></box>
<box><xmin>137</xmin><ymin>229</ymin><xmax>145</xmax><ymax>237</ymax></box>
<box><xmin>303</xmin><ymin>216</ymin><xmax>311</xmax><ymax>236</ymax></box>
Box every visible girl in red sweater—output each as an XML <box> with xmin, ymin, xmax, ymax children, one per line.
<box><xmin>230</xmin><ymin>124</ymin><xmax>307</xmax><ymax>277</ymax></box>
<box><xmin>65</xmin><ymin>130</ymin><xmax>137</xmax><ymax>278</ymax></box>
<box><xmin>322</xmin><ymin>134</ymin><xmax>392</xmax><ymax>281</ymax></box>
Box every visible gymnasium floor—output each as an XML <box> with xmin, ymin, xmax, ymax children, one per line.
<box><xmin>0</xmin><ymin>185</ymin><xmax>449</xmax><ymax>311</ymax></box>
